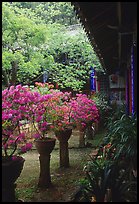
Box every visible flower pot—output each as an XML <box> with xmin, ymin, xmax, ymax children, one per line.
<box><xmin>34</xmin><ymin>137</ymin><xmax>56</xmax><ymax>188</ymax></box>
<box><xmin>35</xmin><ymin>137</ymin><xmax>56</xmax><ymax>155</ymax></box>
<box><xmin>55</xmin><ymin>128</ymin><xmax>72</xmax><ymax>142</ymax></box>
<box><xmin>55</xmin><ymin>128</ymin><xmax>72</xmax><ymax>168</ymax></box>
<box><xmin>2</xmin><ymin>156</ymin><xmax>25</xmax><ymax>202</ymax></box>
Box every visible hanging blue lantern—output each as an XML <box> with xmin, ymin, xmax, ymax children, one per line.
<box><xmin>43</xmin><ymin>68</ymin><xmax>48</xmax><ymax>83</ymax></box>
<box><xmin>90</xmin><ymin>66</ymin><xmax>96</xmax><ymax>91</ymax></box>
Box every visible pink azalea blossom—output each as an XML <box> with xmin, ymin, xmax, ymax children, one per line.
<box><xmin>20</xmin><ymin>143</ymin><xmax>32</xmax><ymax>153</ymax></box>
<box><xmin>2</xmin><ymin>85</ymin><xmax>39</xmax><ymax>157</ymax></box>
<box><xmin>2</xmin><ymin>84</ymin><xmax>99</xmax><ymax>156</ymax></box>
<box><xmin>69</xmin><ymin>93</ymin><xmax>99</xmax><ymax>127</ymax></box>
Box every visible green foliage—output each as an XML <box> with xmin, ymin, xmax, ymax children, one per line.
<box><xmin>2</xmin><ymin>2</ymin><xmax>103</xmax><ymax>90</ymax></box>
<box><xmin>2</xmin><ymin>2</ymin><xmax>53</xmax><ymax>86</ymax></box>
<box><xmin>76</xmin><ymin>108</ymin><xmax>137</xmax><ymax>202</ymax></box>
<box><xmin>12</xmin><ymin>2</ymin><xmax>78</xmax><ymax>26</ymax></box>
<box><xmin>105</xmin><ymin>113</ymin><xmax>137</xmax><ymax>164</ymax></box>
<box><xmin>45</xmin><ymin>25</ymin><xmax>102</xmax><ymax>91</ymax></box>
<box><xmin>91</xmin><ymin>92</ymin><xmax>112</xmax><ymax>128</ymax></box>
<box><xmin>78</xmin><ymin>144</ymin><xmax>137</xmax><ymax>202</ymax></box>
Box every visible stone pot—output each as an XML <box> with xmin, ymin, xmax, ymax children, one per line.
<box><xmin>35</xmin><ymin>137</ymin><xmax>56</xmax><ymax>155</ymax></box>
<box><xmin>55</xmin><ymin>128</ymin><xmax>72</xmax><ymax>168</ymax></box>
<box><xmin>35</xmin><ymin>137</ymin><xmax>56</xmax><ymax>188</ymax></box>
<box><xmin>2</xmin><ymin>156</ymin><xmax>25</xmax><ymax>202</ymax></box>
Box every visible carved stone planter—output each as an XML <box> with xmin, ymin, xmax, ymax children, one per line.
<box><xmin>55</xmin><ymin>128</ymin><xmax>72</xmax><ymax>168</ymax></box>
<box><xmin>2</xmin><ymin>156</ymin><xmax>25</xmax><ymax>202</ymax></box>
<box><xmin>35</xmin><ymin>137</ymin><xmax>56</xmax><ymax>188</ymax></box>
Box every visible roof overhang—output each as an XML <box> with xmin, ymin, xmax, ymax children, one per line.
<box><xmin>72</xmin><ymin>2</ymin><xmax>137</xmax><ymax>75</ymax></box>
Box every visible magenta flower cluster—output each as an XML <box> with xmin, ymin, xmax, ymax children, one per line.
<box><xmin>46</xmin><ymin>90</ymin><xmax>73</xmax><ymax>132</ymax></box>
<box><xmin>31</xmin><ymin>93</ymin><xmax>53</xmax><ymax>138</ymax></box>
<box><xmin>2</xmin><ymin>84</ymin><xmax>99</xmax><ymax>157</ymax></box>
<box><xmin>2</xmin><ymin>84</ymin><xmax>41</xmax><ymax>157</ymax></box>
<box><xmin>70</xmin><ymin>94</ymin><xmax>99</xmax><ymax>128</ymax></box>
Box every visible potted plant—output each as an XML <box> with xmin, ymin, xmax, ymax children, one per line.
<box><xmin>2</xmin><ymin>85</ymin><xmax>36</xmax><ymax>202</ymax></box>
<box><xmin>70</xmin><ymin>94</ymin><xmax>99</xmax><ymax>147</ymax></box>
<box><xmin>45</xmin><ymin>91</ymin><xmax>73</xmax><ymax>168</ymax></box>
<box><xmin>33</xmin><ymin>129</ymin><xmax>56</xmax><ymax>188</ymax></box>
<box><xmin>30</xmin><ymin>92</ymin><xmax>56</xmax><ymax>188</ymax></box>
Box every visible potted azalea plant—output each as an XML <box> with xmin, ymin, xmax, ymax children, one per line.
<box><xmin>28</xmin><ymin>92</ymin><xmax>56</xmax><ymax>188</ymax></box>
<box><xmin>31</xmin><ymin>89</ymin><xmax>73</xmax><ymax>181</ymax></box>
<box><xmin>43</xmin><ymin>90</ymin><xmax>73</xmax><ymax>168</ymax></box>
<box><xmin>70</xmin><ymin>93</ymin><xmax>99</xmax><ymax>147</ymax></box>
<box><xmin>2</xmin><ymin>84</ymin><xmax>40</xmax><ymax>202</ymax></box>
<box><xmin>35</xmin><ymin>89</ymin><xmax>72</xmax><ymax>167</ymax></box>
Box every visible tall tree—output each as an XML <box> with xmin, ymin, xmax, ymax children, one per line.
<box><xmin>2</xmin><ymin>2</ymin><xmax>103</xmax><ymax>91</ymax></box>
<box><xmin>2</xmin><ymin>2</ymin><xmax>53</xmax><ymax>86</ymax></box>
<box><xmin>12</xmin><ymin>2</ymin><xmax>78</xmax><ymax>26</ymax></box>
<box><xmin>45</xmin><ymin>24</ymin><xmax>103</xmax><ymax>91</ymax></box>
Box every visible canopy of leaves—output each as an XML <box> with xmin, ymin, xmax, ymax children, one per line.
<box><xmin>12</xmin><ymin>2</ymin><xmax>79</xmax><ymax>25</ymax></box>
<box><xmin>2</xmin><ymin>2</ymin><xmax>51</xmax><ymax>86</ymax></box>
<box><xmin>2</xmin><ymin>2</ymin><xmax>103</xmax><ymax>91</ymax></box>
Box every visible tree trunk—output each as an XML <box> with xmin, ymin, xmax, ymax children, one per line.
<box><xmin>10</xmin><ymin>61</ymin><xmax>18</xmax><ymax>86</ymax></box>
<box><xmin>2</xmin><ymin>69</ymin><xmax>10</xmax><ymax>87</ymax></box>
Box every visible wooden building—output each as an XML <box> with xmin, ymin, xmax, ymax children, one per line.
<box><xmin>72</xmin><ymin>2</ymin><xmax>137</xmax><ymax>114</ymax></box>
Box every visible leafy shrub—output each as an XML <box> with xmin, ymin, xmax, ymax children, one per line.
<box><xmin>104</xmin><ymin>113</ymin><xmax>137</xmax><ymax>169</ymax></box>
<box><xmin>91</xmin><ymin>92</ymin><xmax>111</xmax><ymax>128</ymax></box>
